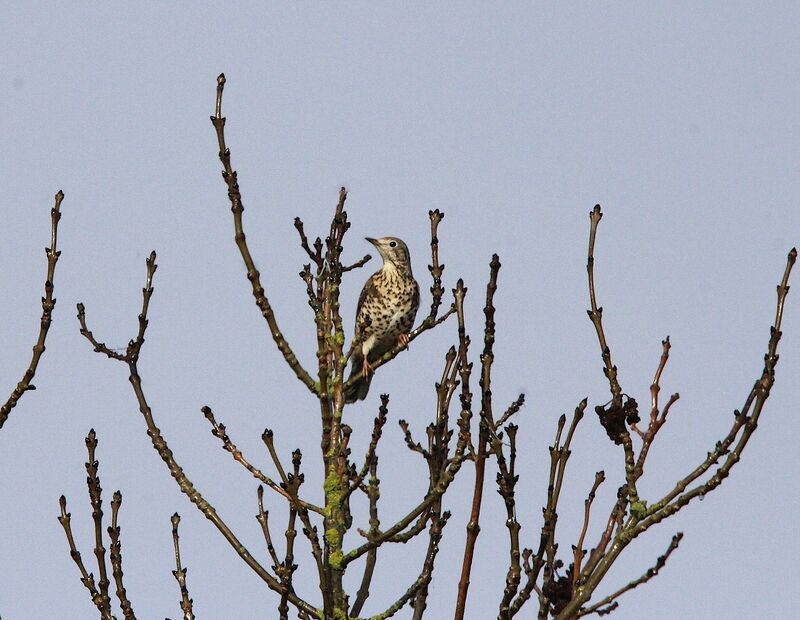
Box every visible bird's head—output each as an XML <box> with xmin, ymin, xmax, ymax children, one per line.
<box><xmin>366</xmin><ymin>237</ymin><xmax>412</xmax><ymax>272</ymax></box>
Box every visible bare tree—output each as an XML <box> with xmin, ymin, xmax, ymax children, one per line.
<box><xmin>61</xmin><ymin>75</ymin><xmax>796</xmax><ymax>619</ymax></box>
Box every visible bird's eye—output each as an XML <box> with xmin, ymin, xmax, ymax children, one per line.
<box><xmin>389</xmin><ymin>241</ymin><xmax>397</xmax><ymax>248</ymax></box>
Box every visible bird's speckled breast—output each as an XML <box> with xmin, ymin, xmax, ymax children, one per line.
<box><xmin>358</xmin><ymin>265</ymin><xmax>419</xmax><ymax>352</ymax></box>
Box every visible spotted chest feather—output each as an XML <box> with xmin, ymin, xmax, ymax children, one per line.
<box><xmin>355</xmin><ymin>265</ymin><xmax>420</xmax><ymax>359</ymax></box>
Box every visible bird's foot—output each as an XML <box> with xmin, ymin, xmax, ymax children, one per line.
<box><xmin>398</xmin><ymin>333</ymin><xmax>411</xmax><ymax>349</ymax></box>
<box><xmin>362</xmin><ymin>358</ymin><xmax>374</xmax><ymax>377</ymax></box>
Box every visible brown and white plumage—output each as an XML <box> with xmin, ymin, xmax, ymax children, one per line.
<box><xmin>344</xmin><ymin>237</ymin><xmax>420</xmax><ymax>403</ymax></box>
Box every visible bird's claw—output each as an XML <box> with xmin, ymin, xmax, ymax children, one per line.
<box><xmin>398</xmin><ymin>333</ymin><xmax>411</xmax><ymax>349</ymax></box>
<box><xmin>362</xmin><ymin>358</ymin><xmax>374</xmax><ymax>377</ymax></box>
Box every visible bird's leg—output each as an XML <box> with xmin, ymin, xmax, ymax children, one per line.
<box><xmin>397</xmin><ymin>333</ymin><xmax>411</xmax><ymax>349</ymax></box>
<box><xmin>362</xmin><ymin>357</ymin><xmax>374</xmax><ymax>377</ymax></box>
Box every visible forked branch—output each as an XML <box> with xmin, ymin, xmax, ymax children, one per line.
<box><xmin>578</xmin><ymin>533</ymin><xmax>683</xmax><ymax>617</ymax></box>
<box><xmin>551</xmin><ymin>238</ymin><xmax>796</xmax><ymax>619</ymax></box>
<box><xmin>58</xmin><ymin>431</ymin><xmax>125</xmax><ymax>620</ymax></box>
<box><xmin>77</xmin><ymin>253</ymin><xmax>319</xmax><ymax>618</ymax></box>
<box><xmin>454</xmin><ymin>254</ymin><xmax>502</xmax><ymax>620</ymax></box>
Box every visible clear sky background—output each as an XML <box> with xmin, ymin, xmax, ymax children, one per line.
<box><xmin>1</xmin><ymin>3</ymin><xmax>798</xmax><ymax>619</ymax></box>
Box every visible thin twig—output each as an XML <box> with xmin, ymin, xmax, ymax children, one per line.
<box><xmin>399</xmin><ymin>419</ymin><xmax>427</xmax><ymax>457</ymax></box>
<box><xmin>494</xmin><ymin>393</ymin><xmax>525</xmax><ymax>432</ymax></box>
<box><xmin>364</xmin><ymin>511</ymin><xmax>450</xmax><ymax>620</ymax></box>
<box><xmin>538</xmin><ymin>402</ymin><xmax>586</xmax><ymax>618</ymax></box>
<box><xmin>572</xmin><ymin>471</ymin><xmax>606</xmax><ymax>592</ymax></box>
<box><xmin>409</xmin><ymin>511</ymin><xmax>450</xmax><ymax>620</ymax></box>
<box><xmin>261</xmin><ymin>434</ymin><xmax>327</xmax><ymax>607</ymax></box>
<box><xmin>586</xmin><ymin>205</ymin><xmax>622</xmax><ymax>405</ymax></box>
<box><xmin>347</xmin><ymin>396</ymin><xmax>389</xmax><ymax>498</ymax></box>
<box><xmin>170</xmin><ymin>513</ymin><xmax>195</xmax><ymax>620</ymax></box>
<box><xmin>294</xmin><ymin>217</ymin><xmax>323</xmax><ymax>268</ymax></box>
<box><xmin>343</xmin><ymin>433</ymin><xmax>471</xmax><ymax>566</ymax></box>
<box><xmin>342</xmin><ymin>254</ymin><xmax>372</xmax><ymax>273</ymax></box>
<box><xmin>425</xmin><ymin>209</ymin><xmax>446</xmax><ymax>321</ymax></box>
<box><xmin>211</xmin><ymin>73</ymin><xmax>317</xmax><ymax>393</ymax></box>
<box><xmin>494</xmin><ymin>423</ymin><xmax>522</xmax><ymax>619</ymax></box>
<box><xmin>510</xmin><ymin>401</ymin><xmax>587</xmax><ymax>617</ymax></box>
<box><xmin>632</xmin><ymin>338</ymin><xmax>677</xmax><ymax>478</ymax></box>
<box><xmin>455</xmin><ymin>255</ymin><xmax>501</xmax><ymax>620</ymax></box>
<box><xmin>1</xmin><ymin>190</ymin><xmax>63</xmax><ymax>429</ymax></box>
<box><xmin>278</xmin><ymin>495</ymin><xmax>298</xmax><ymax>619</ymax></box>
<box><xmin>59</xmin><ymin>494</ymin><xmax>112</xmax><ymax>619</ymax></box>
<box><xmin>256</xmin><ymin>486</ymin><xmax>282</xmax><ymax>570</ymax></box>
<box><xmin>580</xmin><ymin>487</ymin><xmax>626</xmax><ymax>581</ymax></box>
<box><xmin>202</xmin><ymin>406</ymin><xmax>323</xmax><ymax>515</ymax></box>
<box><xmin>383</xmin><ymin>512</ymin><xmax>432</xmax><ymax>544</ymax></box>
<box><xmin>578</xmin><ymin>533</ymin><xmax>683</xmax><ymax>617</ymax></box>
<box><xmin>85</xmin><ymin>430</ymin><xmax>113</xmax><ymax>616</ymax></box>
<box><xmin>412</xmin><ymin>347</ymin><xmax>458</xmax><ymax>618</ymax></box>
<box><xmin>107</xmin><ymin>491</ymin><xmax>136</xmax><ymax>620</ymax></box>
<box><xmin>350</xmin><ymin>452</ymin><xmax>381</xmax><ymax>617</ymax></box>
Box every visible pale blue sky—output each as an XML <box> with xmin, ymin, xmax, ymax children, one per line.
<box><xmin>1</xmin><ymin>3</ymin><xmax>798</xmax><ymax>619</ymax></box>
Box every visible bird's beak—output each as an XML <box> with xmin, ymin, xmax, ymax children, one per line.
<box><xmin>365</xmin><ymin>237</ymin><xmax>378</xmax><ymax>246</ymax></box>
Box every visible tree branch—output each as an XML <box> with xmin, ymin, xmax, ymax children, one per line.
<box><xmin>210</xmin><ymin>73</ymin><xmax>317</xmax><ymax>393</ymax></box>
<box><xmin>107</xmin><ymin>491</ymin><xmax>136</xmax><ymax>620</ymax></box>
<box><xmin>85</xmin><ymin>430</ymin><xmax>113</xmax><ymax>615</ymax></box>
<box><xmin>202</xmin><ymin>406</ymin><xmax>323</xmax><ymax>515</ymax></box>
<box><xmin>455</xmin><ymin>254</ymin><xmax>502</xmax><ymax>620</ymax></box>
<box><xmin>555</xmin><ymin>248</ymin><xmax>796</xmax><ymax>620</ymax></box>
<box><xmin>170</xmin><ymin>513</ymin><xmax>195</xmax><ymax>620</ymax></box>
<box><xmin>578</xmin><ymin>533</ymin><xmax>683</xmax><ymax>617</ymax></box>
<box><xmin>1</xmin><ymin>190</ymin><xmax>64</xmax><ymax>429</ymax></box>
<box><xmin>586</xmin><ymin>205</ymin><xmax>622</xmax><ymax>405</ymax></box>
<box><xmin>572</xmin><ymin>471</ymin><xmax>606</xmax><ymax>593</ymax></box>
<box><xmin>77</xmin><ymin>252</ymin><xmax>319</xmax><ymax>618</ymax></box>
<box><xmin>58</xmin><ymin>431</ymin><xmax>116</xmax><ymax>620</ymax></box>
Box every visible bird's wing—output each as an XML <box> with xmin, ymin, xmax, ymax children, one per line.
<box><xmin>412</xmin><ymin>280</ymin><xmax>421</xmax><ymax>316</ymax></box>
<box><xmin>354</xmin><ymin>272</ymin><xmax>380</xmax><ymax>338</ymax></box>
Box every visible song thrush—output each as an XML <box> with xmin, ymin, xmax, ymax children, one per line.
<box><xmin>344</xmin><ymin>237</ymin><xmax>420</xmax><ymax>403</ymax></box>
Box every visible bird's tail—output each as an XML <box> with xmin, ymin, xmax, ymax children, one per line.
<box><xmin>344</xmin><ymin>353</ymin><xmax>372</xmax><ymax>403</ymax></box>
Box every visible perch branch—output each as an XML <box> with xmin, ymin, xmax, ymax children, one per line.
<box><xmin>343</xmin><ymin>209</ymin><xmax>455</xmax><ymax>392</ymax></box>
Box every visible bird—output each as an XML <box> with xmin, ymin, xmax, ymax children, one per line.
<box><xmin>344</xmin><ymin>236</ymin><xmax>420</xmax><ymax>403</ymax></box>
